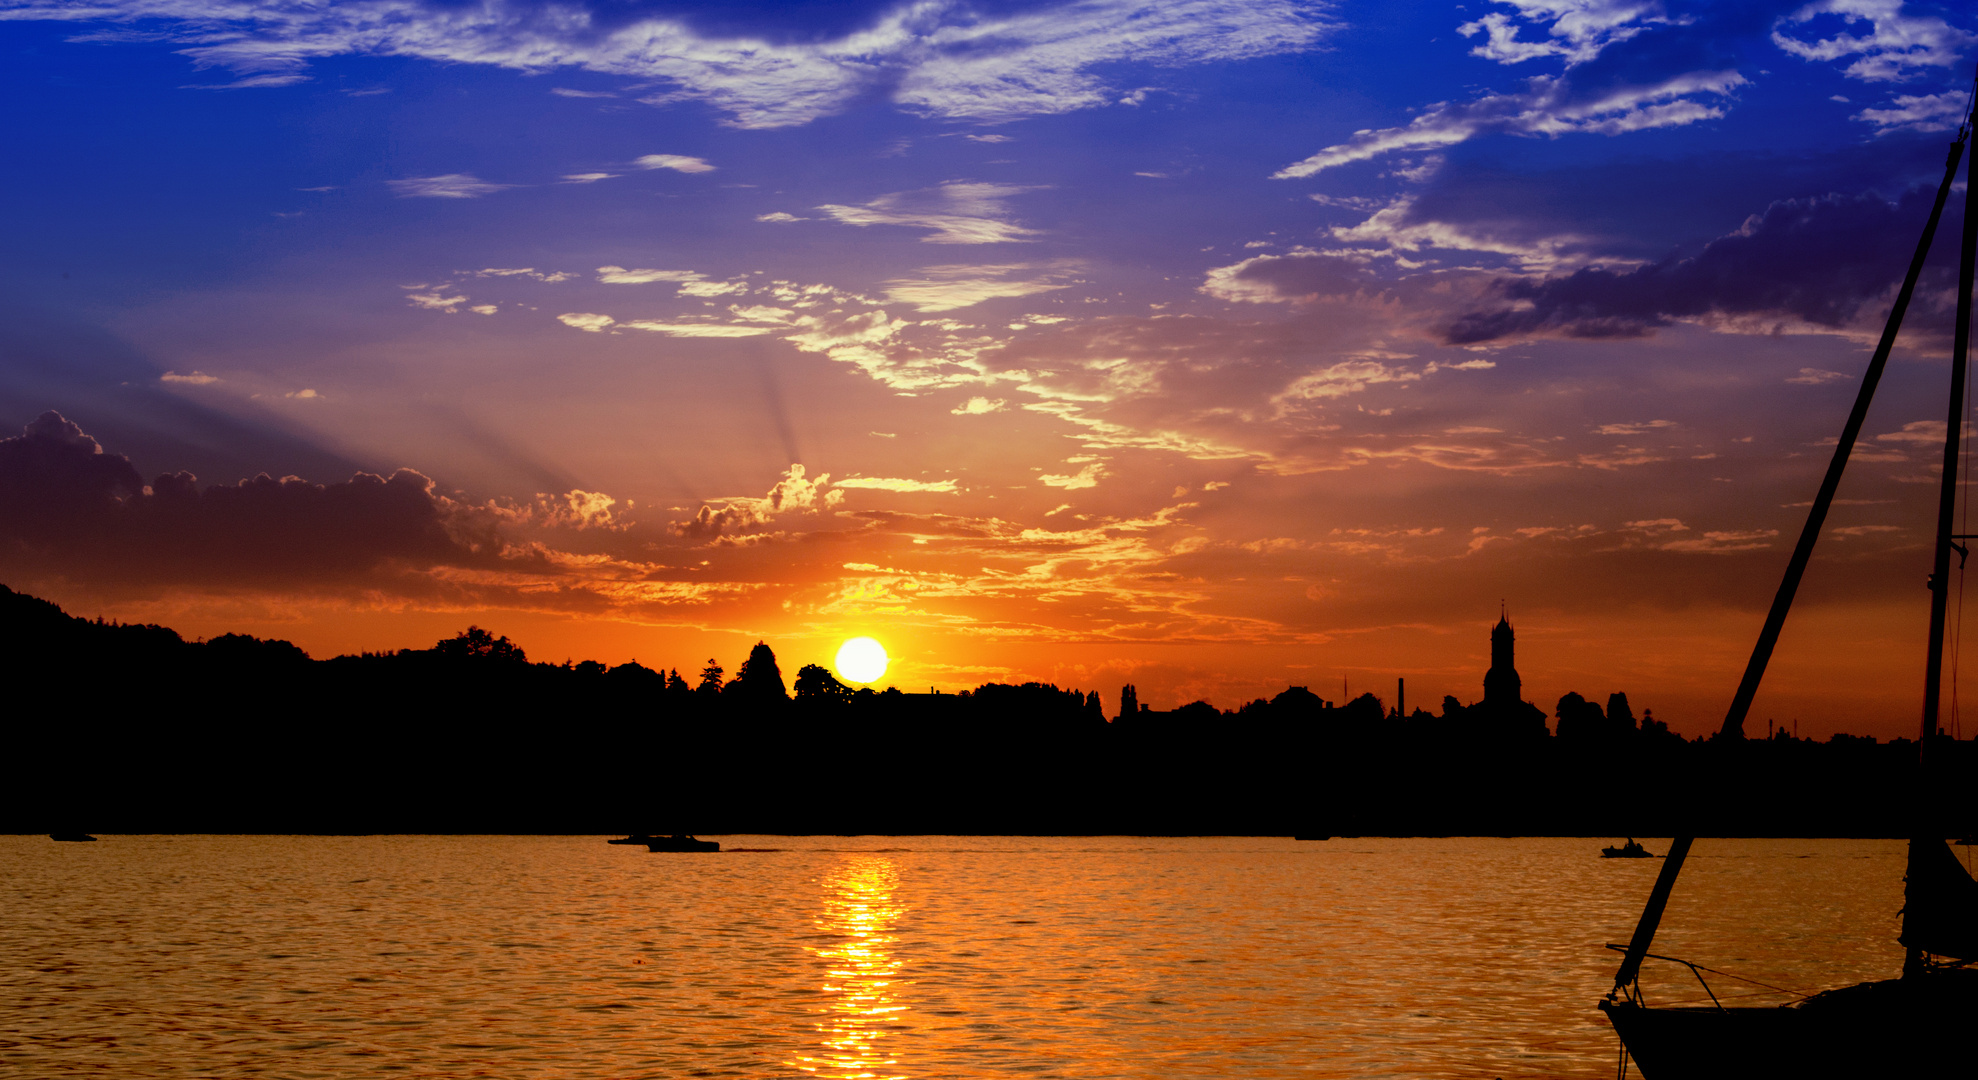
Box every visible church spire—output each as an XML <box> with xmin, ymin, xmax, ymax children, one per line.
<box><xmin>1485</xmin><ymin>609</ymin><xmax>1521</xmax><ymax>706</ymax></box>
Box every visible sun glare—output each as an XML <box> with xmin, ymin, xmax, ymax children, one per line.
<box><xmin>835</xmin><ymin>637</ymin><xmax>889</xmax><ymax>684</ymax></box>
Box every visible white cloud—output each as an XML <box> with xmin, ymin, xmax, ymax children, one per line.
<box><xmin>620</xmin><ymin>320</ymin><xmax>775</xmax><ymax>338</ymax></box>
<box><xmin>887</xmin><ymin>0</ymin><xmax>1330</xmax><ymax>122</ymax></box>
<box><xmin>1788</xmin><ymin>367</ymin><xmax>1854</xmax><ymax>384</ymax></box>
<box><xmin>9</xmin><ymin>0</ymin><xmax>1329</xmax><ymax>129</ymax></box>
<box><xmin>833</xmin><ymin>477</ymin><xmax>961</xmax><ymax>493</ymax></box>
<box><xmin>469</xmin><ymin>267</ymin><xmax>574</xmax><ymax>281</ymax></box>
<box><xmin>1772</xmin><ymin>0</ymin><xmax>1975</xmax><ymax>82</ymax></box>
<box><xmin>634</xmin><ymin>153</ymin><xmax>715</xmax><ymax>173</ymax></box>
<box><xmin>1660</xmin><ymin>528</ymin><xmax>1779</xmax><ymax>553</ymax></box>
<box><xmin>469</xmin><ymin>304</ymin><xmax>497</xmax><ymax>315</ymax></box>
<box><xmin>1274</xmin><ymin>361</ymin><xmax>1421</xmax><ymax>402</ymax></box>
<box><xmin>952</xmin><ymin>396</ymin><xmax>1007</xmax><ymax>415</ymax></box>
<box><xmin>1594</xmin><ymin>419</ymin><xmax>1676</xmax><ymax>435</ymax></box>
<box><xmin>1328</xmin><ymin>199</ymin><xmax>1603</xmax><ymax>271</ymax></box>
<box><xmin>882</xmin><ymin>262</ymin><xmax>1076</xmax><ymax>310</ymax></box>
<box><xmin>818</xmin><ymin>182</ymin><xmax>1043</xmax><ymax>244</ymax></box>
<box><xmin>561</xmin><ymin>172</ymin><xmax>617</xmax><ymax>183</ymax></box>
<box><xmin>1855</xmin><ymin>91</ymin><xmax>1969</xmax><ymax>133</ymax></box>
<box><xmin>159</xmin><ymin>370</ymin><xmax>219</xmax><ymax>385</ymax></box>
<box><xmin>557</xmin><ymin>312</ymin><xmax>617</xmax><ymax>332</ymax></box>
<box><xmin>388</xmin><ymin>173</ymin><xmax>513</xmax><ymax>198</ymax></box>
<box><xmin>1458</xmin><ymin>1</ymin><xmax>1672</xmax><ymax>66</ymax></box>
<box><xmin>285</xmin><ymin>388</ymin><xmax>320</xmax><ymax>399</ymax></box>
<box><xmin>406</xmin><ymin>289</ymin><xmax>469</xmax><ymax>312</ymax></box>
<box><xmin>729</xmin><ymin>305</ymin><xmax>796</xmax><ymax>323</ymax></box>
<box><xmin>676</xmin><ymin>463</ymin><xmax>842</xmax><ymax>539</ymax></box>
<box><xmin>1273</xmin><ymin>69</ymin><xmax>1745</xmax><ymax>178</ymax></box>
<box><xmin>596</xmin><ymin>266</ymin><xmax>705</xmax><ymax>284</ymax></box>
<box><xmin>1876</xmin><ymin>420</ymin><xmax>1946</xmax><ymax>443</ymax></box>
<box><xmin>756</xmin><ymin>211</ymin><xmax>806</xmax><ymax>222</ymax></box>
<box><xmin>678</xmin><ymin>280</ymin><xmax>750</xmax><ymax>297</ymax></box>
<box><xmin>1039</xmin><ymin>463</ymin><xmax>1106</xmax><ymax>489</ymax></box>
<box><xmin>551</xmin><ymin>87</ymin><xmax>615</xmax><ymax>98</ymax></box>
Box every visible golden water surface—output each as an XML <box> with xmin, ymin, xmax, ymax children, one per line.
<box><xmin>0</xmin><ymin>836</ymin><xmax>1931</xmax><ymax>1078</ymax></box>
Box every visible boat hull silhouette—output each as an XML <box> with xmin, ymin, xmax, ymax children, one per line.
<box><xmin>1601</xmin><ymin>969</ymin><xmax>1978</xmax><ymax>1079</ymax></box>
<box><xmin>646</xmin><ymin>835</ymin><xmax>719</xmax><ymax>852</ymax></box>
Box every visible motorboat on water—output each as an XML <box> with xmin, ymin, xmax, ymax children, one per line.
<box><xmin>1602</xmin><ymin>839</ymin><xmax>1653</xmax><ymax>859</ymax></box>
<box><xmin>646</xmin><ymin>834</ymin><xmax>720</xmax><ymax>852</ymax></box>
<box><xmin>1597</xmin><ymin>81</ymin><xmax>1978</xmax><ymax>1079</ymax></box>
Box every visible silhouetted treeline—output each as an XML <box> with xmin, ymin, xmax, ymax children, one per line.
<box><xmin>2</xmin><ymin>585</ymin><xmax>1970</xmax><ymax>836</ymax></box>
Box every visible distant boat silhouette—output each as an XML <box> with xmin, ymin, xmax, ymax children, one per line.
<box><xmin>1294</xmin><ymin>834</ymin><xmax>1331</xmax><ymax>841</ymax></box>
<box><xmin>1602</xmin><ymin>839</ymin><xmax>1653</xmax><ymax>859</ymax></box>
<box><xmin>607</xmin><ymin>834</ymin><xmax>654</xmax><ymax>845</ymax></box>
<box><xmin>646</xmin><ymin>834</ymin><xmax>719</xmax><ymax>852</ymax></box>
<box><xmin>1598</xmin><ymin>93</ymin><xmax>1978</xmax><ymax>1078</ymax></box>
<box><xmin>49</xmin><ymin>833</ymin><xmax>96</xmax><ymax>842</ymax></box>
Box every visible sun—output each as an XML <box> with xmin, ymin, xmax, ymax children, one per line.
<box><xmin>834</xmin><ymin>637</ymin><xmax>889</xmax><ymax>684</ymax></box>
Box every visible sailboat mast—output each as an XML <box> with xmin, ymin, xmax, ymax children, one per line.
<box><xmin>1611</xmin><ymin>126</ymin><xmax>1972</xmax><ymax>997</ymax></box>
<box><xmin>1923</xmin><ymin>92</ymin><xmax>1978</xmax><ymax>745</ymax></box>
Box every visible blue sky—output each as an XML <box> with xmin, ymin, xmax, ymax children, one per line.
<box><xmin>2</xmin><ymin>0</ymin><xmax>1976</xmax><ymax>734</ymax></box>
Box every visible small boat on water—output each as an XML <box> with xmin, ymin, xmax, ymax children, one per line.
<box><xmin>1602</xmin><ymin>839</ymin><xmax>1653</xmax><ymax>859</ymax></box>
<box><xmin>646</xmin><ymin>834</ymin><xmax>720</xmax><ymax>852</ymax></box>
<box><xmin>1597</xmin><ymin>88</ymin><xmax>1978</xmax><ymax>1079</ymax></box>
<box><xmin>49</xmin><ymin>833</ymin><xmax>96</xmax><ymax>842</ymax></box>
<box><xmin>607</xmin><ymin>834</ymin><xmax>653</xmax><ymax>845</ymax></box>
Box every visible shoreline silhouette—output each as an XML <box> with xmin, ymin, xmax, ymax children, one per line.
<box><xmin>6</xmin><ymin>583</ymin><xmax>1970</xmax><ymax>838</ymax></box>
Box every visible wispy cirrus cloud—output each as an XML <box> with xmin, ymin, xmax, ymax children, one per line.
<box><xmin>818</xmin><ymin>182</ymin><xmax>1043</xmax><ymax>244</ymax></box>
<box><xmin>633</xmin><ymin>153</ymin><xmax>714</xmax><ymax>173</ymax></box>
<box><xmin>1273</xmin><ymin>68</ymin><xmax>1744</xmax><ymax>178</ymax></box>
<box><xmin>881</xmin><ymin>262</ymin><xmax>1078</xmax><ymax>311</ymax></box>
<box><xmin>834</xmin><ymin>477</ymin><xmax>960</xmax><ymax>493</ymax></box>
<box><xmin>2</xmin><ymin>0</ymin><xmax>1332</xmax><ymax>129</ymax></box>
<box><xmin>388</xmin><ymin>173</ymin><xmax>514</xmax><ymax>198</ymax></box>
<box><xmin>1772</xmin><ymin>0</ymin><xmax>1975</xmax><ymax>82</ymax></box>
<box><xmin>1458</xmin><ymin>0</ymin><xmax>1674</xmax><ymax>66</ymax></box>
<box><xmin>595</xmin><ymin>266</ymin><xmax>705</xmax><ymax>285</ymax></box>
<box><xmin>1854</xmin><ymin>90</ymin><xmax>1969</xmax><ymax>133</ymax></box>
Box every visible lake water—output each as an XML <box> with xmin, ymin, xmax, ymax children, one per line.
<box><xmin>0</xmin><ymin>836</ymin><xmax>1931</xmax><ymax>1078</ymax></box>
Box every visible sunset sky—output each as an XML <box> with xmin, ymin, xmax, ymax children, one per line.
<box><xmin>4</xmin><ymin>0</ymin><xmax>1977</xmax><ymax>737</ymax></box>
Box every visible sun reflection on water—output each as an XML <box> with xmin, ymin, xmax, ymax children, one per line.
<box><xmin>790</xmin><ymin>855</ymin><xmax>909</xmax><ymax>1080</ymax></box>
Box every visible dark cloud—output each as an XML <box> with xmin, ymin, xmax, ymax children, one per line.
<box><xmin>1445</xmin><ymin>185</ymin><xmax>1954</xmax><ymax>344</ymax></box>
<box><xmin>0</xmin><ymin>411</ymin><xmax>503</xmax><ymax>586</ymax></box>
<box><xmin>1404</xmin><ymin>136</ymin><xmax>1956</xmax><ymax>267</ymax></box>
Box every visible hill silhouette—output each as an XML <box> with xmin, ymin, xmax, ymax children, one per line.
<box><xmin>2</xmin><ymin>585</ymin><xmax>1968</xmax><ymax>837</ymax></box>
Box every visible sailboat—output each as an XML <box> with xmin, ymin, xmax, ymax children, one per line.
<box><xmin>1598</xmin><ymin>81</ymin><xmax>1978</xmax><ymax>1078</ymax></box>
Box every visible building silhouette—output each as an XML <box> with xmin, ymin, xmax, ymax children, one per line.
<box><xmin>1483</xmin><ymin>609</ymin><xmax>1522</xmax><ymax>708</ymax></box>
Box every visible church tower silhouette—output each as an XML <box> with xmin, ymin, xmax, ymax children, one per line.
<box><xmin>1483</xmin><ymin>607</ymin><xmax>1522</xmax><ymax>708</ymax></box>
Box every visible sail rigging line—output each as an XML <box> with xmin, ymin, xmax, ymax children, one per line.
<box><xmin>1610</xmin><ymin>125</ymin><xmax>1973</xmax><ymax>999</ymax></box>
<box><xmin>1602</xmin><ymin>944</ymin><xmax>1816</xmax><ymax>1001</ymax></box>
<box><xmin>1927</xmin><ymin>74</ymin><xmax>1978</xmax><ymax>749</ymax></box>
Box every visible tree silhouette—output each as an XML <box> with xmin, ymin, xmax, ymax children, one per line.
<box><xmin>1117</xmin><ymin>684</ymin><xmax>1138</xmax><ymax>721</ymax></box>
<box><xmin>432</xmin><ymin>625</ymin><xmax>526</xmax><ymax>663</ymax></box>
<box><xmin>697</xmin><ymin>659</ymin><xmax>724</xmax><ymax>696</ymax></box>
<box><xmin>731</xmin><ymin>641</ymin><xmax>789</xmax><ymax>702</ymax></box>
<box><xmin>794</xmin><ymin>662</ymin><xmax>851</xmax><ymax>705</ymax></box>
